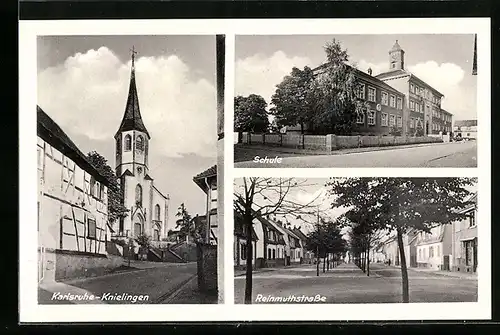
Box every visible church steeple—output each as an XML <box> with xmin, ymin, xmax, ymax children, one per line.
<box><xmin>115</xmin><ymin>46</ymin><xmax>150</xmax><ymax>140</ymax></box>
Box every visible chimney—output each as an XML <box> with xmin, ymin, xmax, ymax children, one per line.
<box><xmin>367</xmin><ymin>67</ymin><xmax>373</xmax><ymax>76</ymax></box>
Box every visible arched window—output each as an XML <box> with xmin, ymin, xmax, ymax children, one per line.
<box><xmin>155</xmin><ymin>204</ymin><xmax>161</xmax><ymax>221</ymax></box>
<box><xmin>136</xmin><ymin>135</ymin><xmax>144</xmax><ymax>151</ymax></box>
<box><xmin>124</xmin><ymin>134</ymin><xmax>132</xmax><ymax>151</ymax></box>
<box><xmin>135</xmin><ymin>184</ymin><xmax>142</xmax><ymax>206</ymax></box>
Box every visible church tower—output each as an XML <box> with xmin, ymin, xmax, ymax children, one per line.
<box><xmin>115</xmin><ymin>47</ymin><xmax>152</xmax><ymax>237</ymax></box>
<box><xmin>389</xmin><ymin>40</ymin><xmax>405</xmax><ymax>71</ymax></box>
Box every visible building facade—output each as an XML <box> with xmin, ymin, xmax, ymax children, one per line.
<box><xmin>37</xmin><ymin>106</ymin><xmax>118</xmax><ymax>282</ymax></box>
<box><xmin>453</xmin><ymin>120</ymin><xmax>478</xmax><ymax>139</ymax></box>
<box><xmin>376</xmin><ymin>41</ymin><xmax>450</xmax><ymax>137</ymax></box>
<box><xmin>451</xmin><ymin>193</ymin><xmax>477</xmax><ymax>273</ymax></box>
<box><xmin>415</xmin><ymin>224</ymin><xmax>453</xmax><ymax>270</ymax></box>
<box><xmin>313</xmin><ymin>63</ymin><xmax>406</xmax><ymax>136</ymax></box>
<box><xmin>431</xmin><ymin>109</ymin><xmax>453</xmax><ymax>135</ymax></box>
<box><xmin>233</xmin><ymin>212</ymin><xmax>258</xmax><ymax>267</ymax></box>
<box><xmin>193</xmin><ymin>165</ymin><xmax>218</xmax><ymax>245</ymax></box>
<box><xmin>114</xmin><ymin>52</ymin><xmax>169</xmax><ymax>242</ymax></box>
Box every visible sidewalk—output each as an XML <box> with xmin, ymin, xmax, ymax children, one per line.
<box><xmin>235</xmin><ymin>141</ymin><xmax>453</xmax><ymax>158</ymax></box>
<box><xmin>377</xmin><ymin>263</ymin><xmax>478</xmax><ymax>280</ymax></box>
<box><xmin>234</xmin><ymin>263</ymin><xmax>312</xmax><ymax>277</ymax></box>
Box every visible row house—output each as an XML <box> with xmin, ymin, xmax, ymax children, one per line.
<box><xmin>376</xmin><ymin>40</ymin><xmax>448</xmax><ymax>137</ymax></box>
<box><xmin>292</xmin><ymin>227</ymin><xmax>315</xmax><ymax>264</ymax></box>
<box><xmin>37</xmin><ymin>106</ymin><xmax>115</xmax><ymax>283</ymax></box>
<box><xmin>233</xmin><ymin>212</ymin><xmax>259</xmax><ymax>267</ymax></box>
<box><xmin>451</xmin><ymin>193</ymin><xmax>477</xmax><ymax>273</ymax></box>
<box><xmin>415</xmin><ymin>224</ymin><xmax>453</xmax><ymax>270</ymax></box>
<box><xmin>313</xmin><ymin>63</ymin><xmax>406</xmax><ymax>136</ymax></box>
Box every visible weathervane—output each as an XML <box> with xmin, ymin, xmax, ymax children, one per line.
<box><xmin>130</xmin><ymin>46</ymin><xmax>138</xmax><ymax>69</ymax></box>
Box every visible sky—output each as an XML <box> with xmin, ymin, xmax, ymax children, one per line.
<box><xmin>235</xmin><ymin>34</ymin><xmax>477</xmax><ymax>123</ymax></box>
<box><xmin>37</xmin><ymin>35</ymin><xmax>217</xmax><ymax>231</ymax></box>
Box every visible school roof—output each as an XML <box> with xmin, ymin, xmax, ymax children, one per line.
<box><xmin>375</xmin><ymin>69</ymin><xmax>445</xmax><ymax>98</ymax></box>
<box><xmin>37</xmin><ymin>106</ymin><xmax>110</xmax><ymax>187</ymax></box>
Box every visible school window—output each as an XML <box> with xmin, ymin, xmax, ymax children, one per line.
<box><xmin>368</xmin><ymin>110</ymin><xmax>376</xmax><ymax>125</ymax></box>
<box><xmin>397</xmin><ymin>97</ymin><xmax>403</xmax><ymax>110</ymax></box>
<box><xmin>268</xmin><ymin>248</ymin><xmax>272</xmax><ymax>260</ymax></box>
<box><xmin>397</xmin><ymin>116</ymin><xmax>403</xmax><ymax>127</ymax></box>
<box><xmin>381</xmin><ymin>113</ymin><xmax>388</xmax><ymax>127</ymax></box>
<box><xmin>389</xmin><ymin>95</ymin><xmax>396</xmax><ymax>108</ymax></box>
<box><xmin>381</xmin><ymin>92</ymin><xmax>389</xmax><ymax>105</ymax></box>
<box><xmin>356</xmin><ymin>111</ymin><xmax>365</xmax><ymax>124</ymax></box>
<box><xmin>410</xmin><ymin>100</ymin><xmax>415</xmax><ymax>111</ymax></box>
<box><xmin>87</xmin><ymin>218</ymin><xmax>97</xmax><ymax>240</ymax></box>
<box><xmin>418</xmin><ymin>249</ymin><xmax>422</xmax><ymax>260</ymax></box>
<box><xmin>90</xmin><ymin>177</ymin><xmax>96</xmax><ymax>196</ymax></box>
<box><xmin>429</xmin><ymin>246</ymin><xmax>434</xmax><ymax>258</ymax></box>
<box><xmin>410</xmin><ymin>118</ymin><xmax>415</xmax><ymax>128</ymax></box>
<box><xmin>272</xmin><ymin>249</ymin><xmax>276</xmax><ymax>259</ymax></box>
<box><xmin>368</xmin><ymin>87</ymin><xmax>376</xmax><ymax>102</ymax></box>
<box><xmin>389</xmin><ymin>115</ymin><xmax>396</xmax><ymax>127</ymax></box>
<box><xmin>356</xmin><ymin>83</ymin><xmax>366</xmax><ymax>99</ymax></box>
<box><xmin>410</xmin><ymin>83</ymin><xmax>415</xmax><ymax>93</ymax></box>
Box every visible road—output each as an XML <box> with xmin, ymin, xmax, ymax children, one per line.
<box><xmin>234</xmin><ymin>141</ymin><xmax>477</xmax><ymax>168</ymax></box>
<box><xmin>38</xmin><ymin>261</ymin><xmax>198</xmax><ymax>304</ymax></box>
<box><xmin>234</xmin><ymin>263</ymin><xmax>477</xmax><ymax>304</ymax></box>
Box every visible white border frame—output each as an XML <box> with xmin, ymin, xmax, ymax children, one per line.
<box><xmin>19</xmin><ymin>18</ymin><xmax>490</xmax><ymax>323</ymax></box>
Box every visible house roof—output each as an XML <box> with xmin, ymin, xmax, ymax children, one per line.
<box><xmin>115</xmin><ymin>54</ymin><xmax>150</xmax><ymax>139</ymax></box>
<box><xmin>292</xmin><ymin>227</ymin><xmax>308</xmax><ymax>241</ymax></box>
<box><xmin>256</xmin><ymin>216</ymin><xmax>287</xmax><ymax>245</ymax></box>
<box><xmin>193</xmin><ymin>165</ymin><xmax>217</xmax><ymax>193</ymax></box>
<box><xmin>458</xmin><ymin>192</ymin><xmax>477</xmax><ymax>214</ymax></box>
<box><xmin>454</xmin><ymin>120</ymin><xmax>477</xmax><ymax>127</ymax></box>
<box><xmin>313</xmin><ymin>62</ymin><xmax>405</xmax><ymax>97</ymax></box>
<box><xmin>37</xmin><ymin>106</ymin><xmax>110</xmax><ymax>187</ymax></box>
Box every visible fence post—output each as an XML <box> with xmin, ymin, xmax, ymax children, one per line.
<box><xmin>249</xmin><ymin>132</ymin><xmax>252</xmax><ymax>145</ymax></box>
<box><xmin>280</xmin><ymin>133</ymin><xmax>283</xmax><ymax>147</ymax></box>
<box><xmin>263</xmin><ymin>133</ymin><xmax>266</xmax><ymax>145</ymax></box>
<box><xmin>302</xmin><ymin>134</ymin><xmax>305</xmax><ymax>149</ymax></box>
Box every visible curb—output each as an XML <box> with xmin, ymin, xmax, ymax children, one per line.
<box><xmin>153</xmin><ymin>274</ymin><xmax>198</xmax><ymax>304</ymax></box>
<box><xmin>61</xmin><ymin>267</ymin><xmax>147</xmax><ymax>286</ymax></box>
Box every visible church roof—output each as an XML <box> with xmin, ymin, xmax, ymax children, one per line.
<box><xmin>115</xmin><ymin>51</ymin><xmax>150</xmax><ymax>139</ymax></box>
<box><xmin>390</xmin><ymin>40</ymin><xmax>403</xmax><ymax>53</ymax></box>
<box><xmin>37</xmin><ymin>106</ymin><xmax>110</xmax><ymax>187</ymax></box>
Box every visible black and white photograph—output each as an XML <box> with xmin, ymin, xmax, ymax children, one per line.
<box><xmin>234</xmin><ymin>35</ymin><xmax>478</xmax><ymax>168</ymax></box>
<box><xmin>36</xmin><ymin>35</ymin><xmax>222</xmax><ymax>305</ymax></box>
<box><xmin>233</xmin><ymin>177</ymin><xmax>478</xmax><ymax>304</ymax></box>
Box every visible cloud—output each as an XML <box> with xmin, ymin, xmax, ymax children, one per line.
<box><xmin>235</xmin><ymin>51</ymin><xmax>312</xmax><ymax>106</ymax></box>
<box><xmin>38</xmin><ymin>46</ymin><xmax>217</xmax><ymax>158</ymax></box>
<box><xmin>408</xmin><ymin>61</ymin><xmax>476</xmax><ymax>120</ymax></box>
<box><xmin>353</xmin><ymin>60</ymin><xmax>387</xmax><ymax>77</ymax></box>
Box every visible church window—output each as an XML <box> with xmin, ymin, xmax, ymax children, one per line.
<box><xmin>135</xmin><ymin>184</ymin><xmax>143</xmax><ymax>206</ymax></box>
<box><xmin>124</xmin><ymin>135</ymin><xmax>132</xmax><ymax>151</ymax></box>
<box><xmin>136</xmin><ymin>135</ymin><xmax>144</xmax><ymax>151</ymax></box>
<box><xmin>155</xmin><ymin>204</ymin><xmax>161</xmax><ymax>221</ymax></box>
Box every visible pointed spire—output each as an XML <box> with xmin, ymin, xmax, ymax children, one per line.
<box><xmin>390</xmin><ymin>40</ymin><xmax>402</xmax><ymax>53</ymax></box>
<box><xmin>115</xmin><ymin>46</ymin><xmax>150</xmax><ymax>139</ymax></box>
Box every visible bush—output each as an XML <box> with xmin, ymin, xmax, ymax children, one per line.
<box><xmin>390</xmin><ymin>126</ymin><xmax>402</xmax><ymax>137</ymax></box>
<box><xmin>136</xmin><ymin>233</ymin><xmax>152</xmax><ymax>248</ymax></box>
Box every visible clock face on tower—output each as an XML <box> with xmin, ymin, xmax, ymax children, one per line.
<box><xmin>391</xmin><ymin>53</ymin><xmax>398</xmax><ymax>61</ymax></box>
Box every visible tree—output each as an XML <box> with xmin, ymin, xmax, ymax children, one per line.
<box><xmin>234</xmin><ymin>178</ymin><xmax>320</xmax><ymax>304</ymax></box>
<box><xmin>327</xmin><ymin>177</ymin><xmax>477</xmax><ymax>303</ymax></box>
<box><xmin>87</xmin><ymin>151</ymin><xmax>129</xmax><ymax>226</ymax></box>
<box><xmin>310</xmin><ymin>39</ymin><xmax>364</xmax><ymax>135</ymax></box>
<box><xmin>234</xmin><ymin>94</ymin><xmax>269</xmax><ymax>133</ymax></box>
<box><xmin>136</xmin><ymin>233</ymin><xmax>152</xmax><ymax>261</ymax></box>
<box><xmin>175</xmin><ymin>203</ymin><xmax>194</xmax><ymax>241</ymax></box>
<box><xmin>270</xmin><ymin>66</ymin><xmax>315</xmax><ymax>134</ymax></box>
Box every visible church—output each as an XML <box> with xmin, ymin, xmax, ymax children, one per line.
<box><xmin>113</xmin><ymin>49</ymin><xmax>169</xmax><ymax>242</ymax></box>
